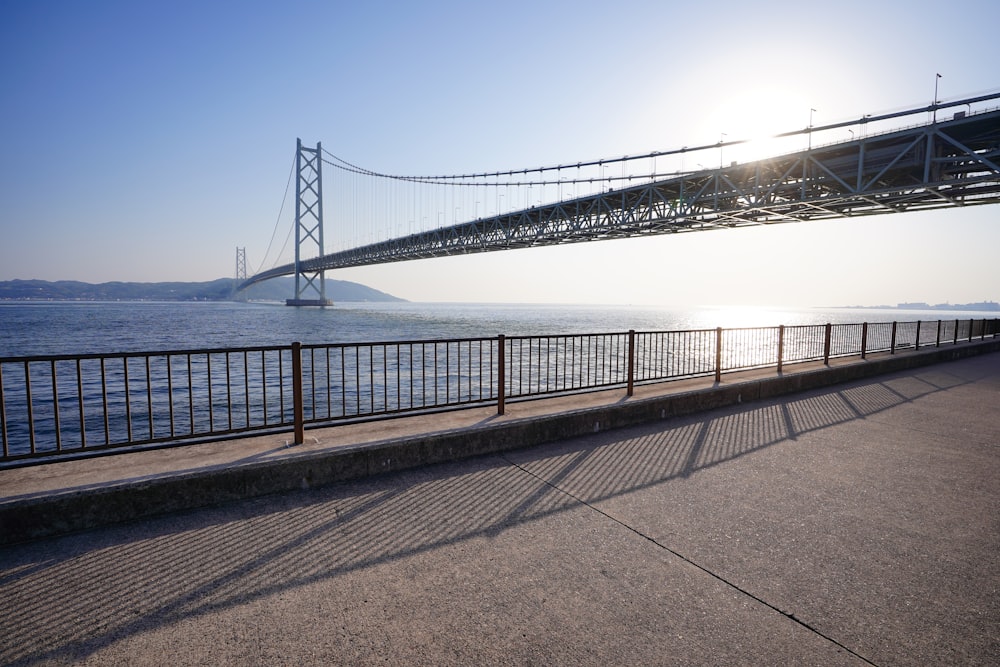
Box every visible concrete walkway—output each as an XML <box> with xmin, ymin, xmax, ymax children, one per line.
<box><xmin>0</xmin><ymin>350</ymin><xmax>998</xmax><ymax>664</ymax></box>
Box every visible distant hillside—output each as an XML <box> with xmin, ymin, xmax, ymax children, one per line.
<box><xmin>0</xmin><ymin>278</ymin><xmax>405</xmax><ymax>303</ymax></box>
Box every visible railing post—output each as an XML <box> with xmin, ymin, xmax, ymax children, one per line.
<box><xmin>714</xmin><ymin>327</ymin><xmax>723</xmax><ymax>383</ymax></box>
<box><xmin>861</xmin><ymin>322</ymin><xmax>868</xmax><ymax>359</ymax></box>
<box><xmin>981</xmin><ymin>318</ymin><xmax>987</xmax><ymax>341</ymax></box>
<box><xmin>890</xmin><ymin>321</ymin><xmax>897</xmax><ymax>354</ymax></box>
<box><xmin>291</xmin><ymin>342</ymin><xmax>304</xmax><ymax>445</ymax></box>
<box><xmin>497</xmin><ymin>334</ymin><xmax>505</xmax><ymax>416</ymax></box>
<box><xmin>915</xmin><ymin>320</ymin><xmax>921</xmax><ymax>350</ymax></box>
<box><xmin>627</xmin><ymin>330</ymin><xmax>635</xmax><ymax>397</ymax></box>
<box><xmin>968</xmin><ymin>318</ymin><xmax>974</xmax><ymax>342</ymax></box>
<box><xmin>777</xmin><ymin>325</ymin><xmax>784</xmax><ymax>373</ymax></box>
<box><xmin>823</xmin><ymin>323</ymin><xmax>832</xmax><ymax>365</ymax></box>
<box><xmin>936</xmin><ymin>320</ymin><xmax>941</xmax><ymax>348</ymax></box>
<box><xmin>953</xmin><ymin>319</ymin><xmax>959</xmax><ymax>345</ymax></box>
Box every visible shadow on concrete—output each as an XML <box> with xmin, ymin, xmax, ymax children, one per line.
<box><xmin>0</xmin><ymin>363</ymin><xmax>985</xmax><ymax>665</ymax></box>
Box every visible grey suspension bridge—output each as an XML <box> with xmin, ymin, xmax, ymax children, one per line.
<box><xmin>239</xmin><ymin>92</ymin><xmax>1000</xmax><ymax>305</ymax></box>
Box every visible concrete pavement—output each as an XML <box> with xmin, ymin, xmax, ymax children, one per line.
<box><xmin>0</xmin><ymin>349</ymin><xmax>998</xmax><ymax>664</ymax></box>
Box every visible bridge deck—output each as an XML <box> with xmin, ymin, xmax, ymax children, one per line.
<box><xmin>243</xmin><ymin>99</ymin><xmax>1000</xmax><ymax>290</ymax></box>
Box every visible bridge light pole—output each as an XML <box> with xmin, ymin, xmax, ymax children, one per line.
<box><xmin>933</xmin><ymin>72</ymin><xmax>942</xmax><ymax>123</ymax></box>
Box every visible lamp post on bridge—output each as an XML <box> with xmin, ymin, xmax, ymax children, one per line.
<box><xmin>933</xmin><ymin>72</ymin><xmax>942</xmax><ymax>123</ymax></box>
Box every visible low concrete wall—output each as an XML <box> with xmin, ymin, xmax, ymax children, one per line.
<box><xmin>2</xmin><ymin>339</ymin><xmax>997</xmax><ymax>545</ymax></box>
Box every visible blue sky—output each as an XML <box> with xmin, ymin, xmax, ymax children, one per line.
<box><xmin>2</xmin><ymin>0</ymin><xmax>998</xmax><ymax>307</ymax></box>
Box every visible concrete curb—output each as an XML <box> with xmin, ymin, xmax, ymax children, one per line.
<box><xmin>2</xmin><ymin>339</ymin><xmax>997</xmax><ymax>545</ymax></box>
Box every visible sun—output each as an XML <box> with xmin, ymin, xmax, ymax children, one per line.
<box><xmin>699</xmin><ymin>86</ymin><xmax>813</xmax><ymax>165</ymax></box>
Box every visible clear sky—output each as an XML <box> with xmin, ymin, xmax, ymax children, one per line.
<box><xmin>2</xmin><ymin>0</ymin><xmax>998</xmax><ymax>307</ymax></box>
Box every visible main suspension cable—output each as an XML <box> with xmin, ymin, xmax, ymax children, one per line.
<box><xmin>254</xmin><ymin>152</ymin><xmax>297</xmax><ymax>274</ymax></box>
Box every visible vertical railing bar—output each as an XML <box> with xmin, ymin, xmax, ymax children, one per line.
<box><xmin>24</xmin><ymin>361</ymin><xmax>36</xmax><ymax>454</ymax></box>
<box><xmin>261</xmin><ymin>349</ymin><xmax>268</xmax><ymax>426</ymax></box>
<box><xmin>357</xmin><ymin>346</ymin><xmax>364</xmax><ymax>415</ymax></box>
<box><xmin>51</xmin><ymin>359</ymin><xmax>62</xmax><ymax>451</ymax></box>
<box><xmin>244</xmin><ymin>350</ymin><xmax>251</xmax><ymax>428</ymax></box>
<box><xmin>324</xmin><ymin>347</ymin><xmax>332</xmax><ymax>419</ymax></box>
<box><xmin>224</xmin><ymin>350</ymin><xmax>233</xmax><ymax>431</ymax></box>
<box><xmin>891</xmin><ymin>321</ymin><xmax>898</xmax><ymax>354</ymax></box>
<box><xmin>369</xmin><ymin>345</ymin><xmax>375</xmax><ymax>413</ymax></box>
<box><xmin>498</xmin><ymin>334</ymin><xmax>506</xmax><ymax>415</ymax></box>
<box><xmin>338</xmin><ymin>346</ymin><xmax>346</xmax><ymax>417</ymax></box>
<box><xmin>445</xmin><ymin>342</ymin><xmax>451</xmax><ymax>404</ymax></box>
<box><xmin>123</xmin><ymin>357</ymin><xmax>132</xmax><ymax>443</ymax></box>
<box><xmin>0</xmin><ymin>363</ymin><xmax>8</xmax><ymax>457</ymax></box>
<box><xmin>279</xmin><ymin>349</ymin><xmax>286</xmax><ymax>423</ymax></box>
<box><xmin>205</xmin><ymin>352</ymin><xmax>215</xmax><ymax>433</ymax></box>
<box><xmin>292</xmin><ymin>342</ymin><xmax>304</xmax><ymax>444</ymax></box>
<box><xmin>307</xmin><ymin>347</ymin><xmax>316</xmax><ymax>417</ymax></box>
<box><xmin>823</xmin><ymin>324</ymin><xmax>832</xmax><ymax>365</ymax></box>
<box><xmin>409</xmin><ymin>343</ymin><xmax>416</xmax><ymax>409</ymax></box>
<box><xmin>144</xmin><ymin>356</ymin><xmax>153</xmax><ymax>440</ymax></box>
<box><xmin>184</xmin><ymin>354</ymin><xmax>193</xmax><ymax>434</ymax></box>
<box><xmin>396</xmin><ymin>343</ymin><xmax>402</xmax><ymax>410</ymax></box>
<box><xmin>936</xmin><ymin>320</ymin><xmax>942</xmax><ymax>348</ymax></box>
<box><xmin>101</xmin><ymin>357</ymin><xmax>110</xmax><ymax>445</ymax></box>
<box><xmin>75</xmin><ymin>358</ymin><xmax>86</xmax><ymax>449</ymax></box>
<box><xmin>714</xmin><ymin>328</ymin><xmax>722</xmax><ymax>383</ymax></box>
<box><xmin>627</xmin><ymin>330</ymin><xmax>635</xmax><ymax>396</ymax></box>
<box><xmin>777</xmin><ymin>325</ymin><xmax>785</xmax><ymax>373</ymax></box>
<box><xmin>166</xmin><ymin>355</ymin><xmax>175</xmax><ymax>438</ymax></box>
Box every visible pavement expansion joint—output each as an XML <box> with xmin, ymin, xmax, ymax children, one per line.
<box><xmin>500</xmin><ymin>452</ymin><xmax>881</xmax><ymax>667</ymax></box>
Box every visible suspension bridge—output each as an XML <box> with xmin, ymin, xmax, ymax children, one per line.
<box><xmin>237</xmin><ymin>92</ymin><xmax>1000</xmax><ymax>305</ymax></box>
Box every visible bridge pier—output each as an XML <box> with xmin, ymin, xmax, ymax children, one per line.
<box><xmin>286</xmin><ymin>298</ymin><xmax>332</xmax><ymax>307</ymax></box>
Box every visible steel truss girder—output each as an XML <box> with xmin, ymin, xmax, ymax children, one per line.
<box><xmin>243</xmin><ymin>109</ymin><xmax>1000</xmax><ymax>288</ymax></box>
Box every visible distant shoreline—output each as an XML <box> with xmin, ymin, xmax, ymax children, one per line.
<box><xmin>835</xmin><ymin>302</ymin><xmax>999</xmax><ymax>312</ymax></box>
<box><xmin>0</xmin><ymin>278</ymin><xmax>405</xmax><ymax>303</ymax></box>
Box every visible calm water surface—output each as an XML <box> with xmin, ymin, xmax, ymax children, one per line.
<box><xmin>0</xmin><ymin>300</ymin><xmax>993</xmax><ymax>357</ymax></box>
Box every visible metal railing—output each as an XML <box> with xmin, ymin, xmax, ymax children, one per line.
<box><xmin>1</xmin><ymin>318</ymin><xmax>997</xmax><ymax>465</ymax></box>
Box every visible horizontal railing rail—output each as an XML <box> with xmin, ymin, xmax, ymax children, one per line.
<box><xmin>1</xmin><ymin>318</ymin><xmax>997</xmax><ymax>466</ymax></box>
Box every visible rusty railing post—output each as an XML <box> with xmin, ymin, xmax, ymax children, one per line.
<box><xmin>714</xmin><ymin>327</ymin><xmax>723</xmax><ymax>383</ymax></box>
<box><xmin>823</xmin><ymin>323</ymin><xmax>832</xmax><ymax>365</ymax></box>
<box><xmin>497</xmin><ymin>334</ymin><xmax>505</xmax><ymax>416</ymax></box>
<box><xmin>291</xmin><ymin>342</ymin><xmax>304</xmax><ymax>445</ymax></box>
<box><xmin>627</xmin><ymin>330</ymin><xmax>635</xmax><ymax>397</ymax></box>
<box><xmin>777</xmin><ymin>325</ymin><xmax>784</xmax><ymax>373</ymax></box>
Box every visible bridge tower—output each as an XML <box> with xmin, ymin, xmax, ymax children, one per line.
<box><xmin>233</xmin><ymin>246</ymin><xmax>247</xmax><ymax>301</ymax></box>
<box><xmin>286</xmin><ymin>138</ymin><xmax>332</xmax><ymax>307</ymax></box>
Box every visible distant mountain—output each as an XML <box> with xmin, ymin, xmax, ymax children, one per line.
<box><xmin>0</xmin><ymin>278</ymin><xmax>405</xmax><ymax>303</ymax></box>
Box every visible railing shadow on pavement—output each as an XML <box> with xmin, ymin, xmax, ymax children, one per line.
<box><xmin>0</xmin><ymin>361</ymin><xmax>986</xmax><ymax>665</ymax></box>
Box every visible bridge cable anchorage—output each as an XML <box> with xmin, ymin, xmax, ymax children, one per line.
<box><xmin>239</xmin><ymin>91</ymin><xmax>1000</xmax><ymax>292</ymax></box>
